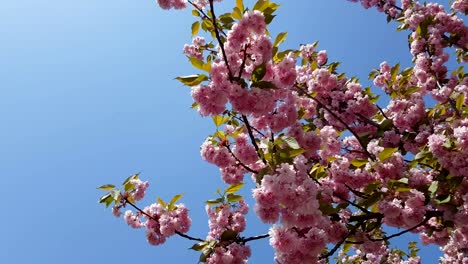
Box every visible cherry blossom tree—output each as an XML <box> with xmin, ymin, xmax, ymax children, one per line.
<box><xmin>98</xmin><ymin>0</ymin><xmax>467</xmax><ymax>263</ymax></box>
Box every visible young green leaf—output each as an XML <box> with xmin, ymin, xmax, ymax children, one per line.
<box><xmin>191</xmin><ymin>21</ymin><xmax>200</xmax><ymax>37</ymax></box>
<box><xmin>379</xmin><ymin>147</ymin><xmax>398</xmax><ymax>161</ymax></box>
<box><xmin>169</xmin><ymin>194</ymin><xmax>183</xmax><ymax>207</ymax></box>
<box><xmin>176</xmin><ymin>74</ymin><xmax>208</xmax><ymax>86</ymax></box>
<box><xmin>225</xmin><ymin>182</ymin><xmax>245</xmax><ymax>194</ymax></box>
<box><xmin>97</xmin><ymin>184</ymin><xmax>115</xmax><ymax>191</ymax></box>
<box><xmin>273</xmin><ymin>32</ymin><xmax>287</xmax><ymax>47</ymax></box>
<box><xmin>251</xmin><ymin>63</ymin><xmax>266</xmax><ymax>82</ymax></box>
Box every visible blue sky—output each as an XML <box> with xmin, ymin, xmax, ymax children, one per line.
<box><xmin>0</xmin><ymin>0</ymin><xmax>452</xmax><ymax>263</ymax></box>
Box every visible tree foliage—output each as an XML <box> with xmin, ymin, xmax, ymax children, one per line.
<box><xmin>99</xmin><ymin>0</ymin><xmax>468</xmax><ymax>263</ymax></box>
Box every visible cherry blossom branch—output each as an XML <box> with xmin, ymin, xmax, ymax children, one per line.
<box><xmin>238</xmin><ymin>44</ymin><xmax>249</xmax><ymax>79</ymax></box>
<box><xmin>295</xmin><ymin>85</ymin><xmax>375</xmax><ymax>160</ymax></box>
<box><xmin>376</xmin><ymin>105</ymin><xmax>390</xmax><ymax>120</ymax></box>
<box><xmin>187</xmin><ymin>0</ymin><xmax>227</xmax><ymax>37</ymax></box>
<box><xmin>124</xmin><ymin>198</ymin><xmax>204</xmax><ymax>242</ymax></box>
<box><xmin>320</xmin><ymin>225</ymin><xmax>359</xmax><ymax>260</ymax></box>
<box><xmin>240</xmin><ymin>233</ymin><xmax>269</xmax><ymax>243</ymax></box>
<box><xmin>208</xmin><ymin>0</ymin><xmax>234</xmax><ymax>81</ymax></box>
<box><xmin>368</xmin><ymin>210</ymin><xmax>442</xmax><ymax>242</ymax></box>
<box><xmin>225</xmin><ymin>144</ymin><xmax>259</xmax><ymax>174</ymax></box>
<box><xmin>242</xmin><ymin>114</ymin><xmax>267</xmax><ymax>164</ymax></box>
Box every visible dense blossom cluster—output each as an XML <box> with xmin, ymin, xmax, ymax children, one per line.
<box><xmin>101</xmin><ymin>0</ymin><xmax>467</xmax><ymax>263</ymax></box>
<box><xmin>105</xmin><ymin>178</ymin><xmax>192</xmax><ymax>246</ymax></box>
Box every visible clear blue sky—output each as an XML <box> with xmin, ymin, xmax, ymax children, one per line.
<box><xmin>0</xmin><ymin>0</ymin><xmax>451</xmax><ymax>263</ymax></box>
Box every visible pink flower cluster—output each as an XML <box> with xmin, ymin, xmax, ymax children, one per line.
<box><xmin>184</xmin><ymin>36</ymin><xmax>205</xmax><ymax>60</ymax></box>
<box><xmin>204</xmin><ymin>200</ymin><xmax>250</xmax><ymax>264</ymax></box>
<box><xmin>206</xmin><ymin>243</ymin><xmax>251</xmax><ymax>264</ymax></box>
<box><xmin>427</xmin><ymin>120</ymin><xmax>468</xmax><ymax>177</ymax></box>
<box><xmin>205</xmin><ymin>200</ymin><xmax>248</xmax><ymax>240</ymax></box>
<box><xmin>130</xmin><ymin>178</ymin><xmax>149</xmax><ymax>201</ymax></box>
<box><xmin>156</xmin><ymin>0</ymin><xmax>186</xmax><ymax>10</ymax></box>
<box><xmin>124</xmin><ymin>202</ymin><xmax>191</xmax><ymax>246</ymax></box>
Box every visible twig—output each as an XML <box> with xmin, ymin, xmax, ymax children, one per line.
<box><xmin>295</xmin><ymin>85</ymin><xmax>375</xmax><ymax>160</ymax></box>
<box><xmin>241</xmin><ymin>233</ymin><xmax>269</xmax><ymax>243</ymax></box>
<box><xmin>242</xmin><ymin>115</ymin><xmax>267</xmax><ymax>164</ymax></box>
<box><xmin>225</xmin><ymin>145</ymin><xmax>259</xmax><ymax>174</ymax></box>
<box><xmin>208</xmin><ymin>0</ymin><xmax>234</xmax><ymax>81</ymax></box>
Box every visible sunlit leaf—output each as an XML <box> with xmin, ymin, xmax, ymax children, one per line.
<box><xmin>97</xmin><ymin>184</ymin><xmax>115</xmax><ymax>191</ymax></box>
<box><xmin>379</xmin><ymin>147</ymin><xmax>397</xmax><ymax>161</ymax></box>
<box><xmin>273</xmin><ymin>32</ymin><xmax>287</xmax><ymax>47</ymax></box>
<box><xmin>191</xmin><ymin>21</ymin><xmax>200</xmax><ymax>37</ymax></box>
<box><xmin>225</xmin><ymin>182</ymin><xmax>245</xmax><ymax>194</ymax></box>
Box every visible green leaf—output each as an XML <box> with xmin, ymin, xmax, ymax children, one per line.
<box><xmin>212</xmin><ymin>115</ymin><xmax>224</xmax><ymax>127</ymax></box>
<box><xmin>99</xmin><ymin>193</ymin><xmax>114</xmax><ymax>208</ymax></box>
<box><xmin>253</xmin><ymin>0</ymin><xmax>269</xmax><ymax>12</ymax></box>
<box><xmin>343</xmin><ymin>241</ymin><xmax>353</xmax><ymax>253</ymax></box>
<box><xmin>205</xmin><ymin>198</ymin><xmax>224</xmax><ymax>205</ymax></box>
<box><xmin>225</xmin><ymin>182</ymin><xmax>245</xmax><ymax>194</ymax></box>
<box><xmin>199</xmin><ymin>247</ymin><xmax>213</xmax><ymax>263</ymax></box>
<box><xmin>351</xmin><ymin>159</ymin><xmax>368</xmax><ymax>168</ymax></box>
<box><xmin>124</xmin><ymin>181</ymin><xmax>135</xmax><ymax>192</ymax></box>
<box><xmin>190</xmin><ymin>241</ymin><xmax>208</xmax><ymax>251</ymax></box>
<box><xmin>232</xmin><ymin>7</ymin><xmax>243</xmax><ymax>20</ymax></box>
<box><xmin>282</xmin><ymin>136</ymin><xmax>300</xmax><ymax>149</ymax></box>
<box><xmin>97</xmin><ymin>184</ymin><xmax>115</xmax><ymax>191</ymax></box>
<box><xmin>273</xmin><ymin>32</ymin><xmax>287</xmax><ymax>47</ymax></box>
<box><xmin>122</xmin><ymin>173</ymin><xmax>139</xmax><ymax>186</ymax></box>
<box><xmin>251</xmin><ymin>81</ymin><xmax>276</xmax><ymax>89</ymax></box>
<box><xmin>414</xmin><ymin>150</ymin><xmax>428</xmax><ymax>161</ymax></box>
<box><xmin>176</xmin><ymin>74</ymin><xmax>208</xmax><ymax>86</ymax></box>
<box><xmin>456</xmin><ymin>93</ymin><xmax>465</xmax><ymax>111</ymax></box>
<box><xmin>191</xmin><ymin>21</ymin><xmax>200</xmax><ymax>37</ymax></box>
<box><xmin>192</xmin><ymin>9</ymin><xmax>200</xmax><ymax>17</ymax></box>
<box><xmin>435</xmin><ymin>194</ymin><xmax>451</xmax><ymax>204</ymax></box>
<box><xmin>428</xmin><ymin>181</ymin><xmax>438</xmax><ymax>197</ymax></box>
<box><xmin>110</xmin><ymin>189</ymin><xmax>121</xmax><ymax>200</ymax></box>
<box><xmin>169</xmin><ymin>194</ymin><xmax>183</xmax><ymax>208</ymax></box>
<box><xmin>236</xmin><ymin>0</ymin><xmax>244</xmax><ymax>12</ymax></box>
<box><xmin>251</xmin><ymin>63</ymin><xmax>266</xmax><ymax>82</ymax></box>
<box><xmin>391</xmin><ymin>63</ymin><xmax>400</xmax><ymax>82</ymax></box>
<box><xmin>287</xmin><ymin>148</ymin><xmax>305</xmax><ymax>158</ymax></box>
<box><xmin>189</xmin><ymin>57</ymin><xmax>211</xmax><ymax>72</ymax></box>
<box><xmin>157</xmin><ymin>198</ymin><xmax>168</xmax><ymax>208</ymax></box>
<box><xmin>226</xmin><ymin>193</ymin><xmax>243</xmax><ymax>203</ymax></box>
<box><xmin>379</xmin><ymin>147</ymin><xmax>397</xmax><ymax>161</ymax></box>
<box><xmin>220</xmin><ymin>230</ymin><xmax>238</xmax><ymax>241</ymax></box>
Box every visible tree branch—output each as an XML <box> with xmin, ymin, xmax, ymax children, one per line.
<box><xmin>225</xmin><ymin>144</ymin><xmax>259</xmax><ymax>174</ymax></box>
<box><xmin>295</xmin><ymin>85</ymin><xmax>375</xmax><ymax>160</ymax></box>
<box><xmin>208</xmin><ymin>0</ymin><xmax>234</xmax><ymax>81</ymax></box>
<box><xmin>242</xmin><ymin>114</ymin><xmax>267</xmax><ymax>164</ymax></box>
<box><xmin>241</xmin><ymin>233</ymin><xmax>269</xmax><ymax>243</ymax></box>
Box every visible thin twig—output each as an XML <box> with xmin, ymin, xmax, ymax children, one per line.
<box><xmin>295</xmin><ymin>85</ymin><xmax>375</xmax><ymax>160</ymax></box>
<box><xmin>242</xmin><ymin>115</ymin><xmax>267</xmax><ymax>164</ymax></box>
<box><xmin>225</xmin><ymin>145</ymin><xmax>259</xmax><ymax>174</ymax></box>
<box><xmin>208</xmin><ymin>0</ymin><xmax>234</xmax><ymax>81</ymax></box>
<box><xmin>241</xmin><ymin>233</ymin><xmax>269</xmax><ymax>243</ymax></box>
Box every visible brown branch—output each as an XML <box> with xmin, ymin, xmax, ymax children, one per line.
<box><xmin>295</xmin><ymin>85</ymin><xmax>375</xmax><ymax>160</ymax></box>
<box><xmin>187</xmin><ymin>0</ymin><xmax>226</xmax><ymax>37</ymax></box>
<box><xmin>238</xmin><ymin>44</ymin><xmax>249</xmax><ymax>80</ymax></box>
<box><xmin>241</xmin><ymin>233</ymin><xmax>269</xmax><ymax>243</ymax></box>
<box><xmin>208</xmin><ymin>0</ymin><xmax>234</xmax><ymax>81</ymax></box>
<box><xmin>242</xmin><ymin>114</ymin><xmax>267</xmax><ymax>164</ymax></box>
<box><xmin>225</xmin><ymin>145</ymin><xmax>259</xmax><ymax>174</ymax></box>
<box><xmin>368</xmin><ymin>211</ymin><xmax>441</xmax><ymax>242</ymax></box>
